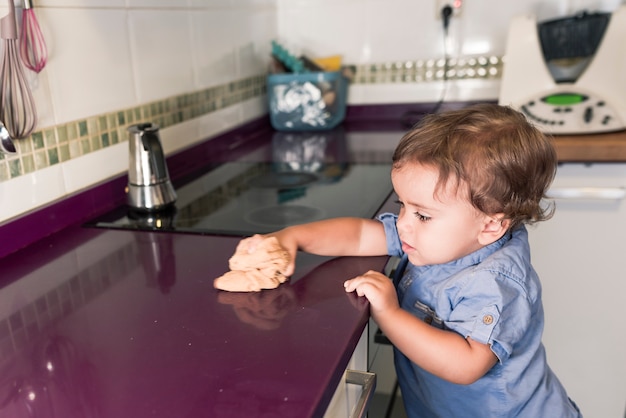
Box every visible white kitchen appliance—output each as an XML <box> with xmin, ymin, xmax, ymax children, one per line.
<box><xmin>499</xmin><ymin>5</ymin><xmax>626</xmax><ymax>135</ymax></box>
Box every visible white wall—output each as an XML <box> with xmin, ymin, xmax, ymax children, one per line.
<box><xmin>0</xmin><ymin>0</ymin><xmax>624</xmax><ymax>224</ymax></box>
<box><xmin>0</xmin><ymin>0</ymin><xmax>278</xmax><ymax>223</ymax></box>
<box><xmin>277</xmin><ymin>0</ymin><xmax>620</xmax><ymax>64</ymax></box>
<box><xmin>276</xmin><ymin>0</ymin><xmax>623</xmax><ymax>104</ymax></box>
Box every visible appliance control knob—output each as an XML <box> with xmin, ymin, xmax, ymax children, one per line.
<box><xmin>584</xmin><ymin>107</ymin><xmax>594</xmax><ymax>123</ymax></box>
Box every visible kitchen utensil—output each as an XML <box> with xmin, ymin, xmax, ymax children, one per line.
<box><xmin>20</xmin><ymin>0</ymin><xmax>47</xmax><ymax>73</ymax></box>
<box><xmin>0</xmin><ymin>0</ymin><xmax>37</xmax><ymax>139</ymax></box>
<box><xmin>0</xmin><ymin>120</ymin><xmax>15</xmax><ymax>153</ymax></box>
<box><xmin>499</xmin><ymin>5</ymin><xmax>626</xmax><ymax>134</ymax></box>
<box><xmin>127</xmin><ymin>123</ymin><xmax>177</xmax><ymax>211</ymax></box>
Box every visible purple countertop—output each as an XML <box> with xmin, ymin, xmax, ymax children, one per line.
<box><xmin>0</xmin><ymin>224</ymin><xmax>388</xmax><ymax>417</ymax></box>
<box><xmin>0</xmin><ymin>109</ymin><xmax>423</xmax><ymax>417</ymax></box>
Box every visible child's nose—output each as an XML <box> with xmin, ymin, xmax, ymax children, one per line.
<box><xmin>396</xmin><ymin>210</ymin><xmax>409</xmax><ymax>233</ymax></box>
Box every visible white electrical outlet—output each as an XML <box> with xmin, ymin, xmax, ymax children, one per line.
<box><xmin>436</xmin><ymin>0</ymin><xmax>462</xmax><ymax>19</ymax></box>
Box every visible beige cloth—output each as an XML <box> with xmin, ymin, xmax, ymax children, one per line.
<box><xmin>214</xmin><ymin>236</ymin><xmax>290</xmax><ymax>292</ymax></box>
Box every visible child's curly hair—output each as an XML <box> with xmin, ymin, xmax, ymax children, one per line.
<box><xmin>392</xmin><ymin>103</ymin><xmax>557</xmax><ymax>231</ymax></box>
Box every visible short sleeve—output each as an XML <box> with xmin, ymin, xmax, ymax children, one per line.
<box><xmin>470</xmin><ymin>304</ymin><xmax>500</xmax><ymax>343</ymax></box>
<box><xmin>377</xmin><ymin>212</ymin><xmax>403</xmax><ymax>257</ymax></box>
<box><xmin>443</xmin><ymin>269</ymin><xmax>534</xmax><ymax>363</ymax></box>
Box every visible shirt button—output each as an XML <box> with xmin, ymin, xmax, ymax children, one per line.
<box><xmin>483</xmin><ymin>314</ymin><xmax>494</xmax><ymax>325</ymax></box>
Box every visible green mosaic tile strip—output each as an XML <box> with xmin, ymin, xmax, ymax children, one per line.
<box><xmin>0</xmin><ymin>74</ymin><xmax>267</xmax><ymax>181</ymax></box>
<box><xmin>0</xmin><ymin>55</ymin><xmax>503</xmax><ymax>183</ymax></box>
<box><xmin>353</xmin><ymin>55</ymin><xmax>503</xmax><ymax>84</ymax></box>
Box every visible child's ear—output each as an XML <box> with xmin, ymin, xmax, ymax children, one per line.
<box><xmin>478</xmin><ymin>214</ymin><xmax>511</xmax><ymax>245</ymax></box>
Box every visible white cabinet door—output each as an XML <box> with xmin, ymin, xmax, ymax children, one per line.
<box><xmin>528</xmin><ymin>163</ymin><xmax>626</xmax><ymax>418</ymax></box>
<box><xmin>325</xmin><ymin>325</ymin><xmax>376</xmax><ymax>418</ymax></box>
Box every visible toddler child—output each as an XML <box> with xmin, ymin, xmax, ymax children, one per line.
<box><xmin>238</xmin><ymin>103</ymin><xmax>581</xmax><ymax>417</ymax></box>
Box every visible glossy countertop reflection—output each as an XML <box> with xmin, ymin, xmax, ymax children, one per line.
<box><xmin>0</xmin><ymin>225</ymin><xmax>389</xmax><ymax>417</ymax></box>
<box><xmin>0</xmin><ymin>125</ymin><xmax>404</xmax><ymax>417</ymax></box>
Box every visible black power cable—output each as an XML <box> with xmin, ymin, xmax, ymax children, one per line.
<box><xmin>442</xmin><ymin>4</ymin><xmax>453</xmax><ymax>32</ymax></box>
<box><xmin>400</xmin><ymin>4</ymin><xmax>454</xmax><ymax>127</ymax></box>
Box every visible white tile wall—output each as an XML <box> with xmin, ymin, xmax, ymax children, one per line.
<box><xmin>128</xmin><ymin>9</ymin><xmax>196</xmax><ymax>103</ymax></box>
<box><xmin>190</xmin><ymin>9</ymin><xmax>240</xmax><ymax>88</ymax></box>
<box><xmin>127</xmin><ymin>0</ymin><xmax>187</xmax><ymax>7</ymax></box>
<box><xmin>235</xmin><ymin>9</ymin><xmax>277</xmax><ymax>78</ymax></box>
<box><xmin>44</xmin><ymin>8</ymin><xmax>136</xmax><ymax>124</ymax></box>
<box><xmin>276</xmin><ymin>0</ymin><xmax>625</xmax><ymax>103</ymax></box>
<box><xmin>35</xmin><ymin>1</ymin><xmax>125</xmax><ymax>7</ymax></box>
<box><xmin>0</xmin><ymin>1</ymin><xmax>276</xmax><ymax>223</ymax></box>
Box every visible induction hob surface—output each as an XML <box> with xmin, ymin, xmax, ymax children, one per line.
<box><xmin>87</xmin><ymin>129</ymin><xmax>399</xmax><ymax>236</ymax></box>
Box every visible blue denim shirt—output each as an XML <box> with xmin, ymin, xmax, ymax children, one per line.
<box><xmin>378</xmin><ymin>213</ymin><xmax>581</xmax><ymax>418</ymax></box>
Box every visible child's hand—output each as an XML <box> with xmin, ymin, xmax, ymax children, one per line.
<box><xmin>344</xmin><ymin>270</ymin><xmax>399</xmax><ymax>316</ymax></box>
<box><xmin>236</xmin><ymin>233</ymin><xmax>297</xmax><ymax>277</ymax></box>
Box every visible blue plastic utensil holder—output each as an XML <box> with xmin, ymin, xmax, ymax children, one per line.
<box><xmin>267</xmin><ymin>71</ymin><xmax>348</xmax><ymax>131</ymax></box>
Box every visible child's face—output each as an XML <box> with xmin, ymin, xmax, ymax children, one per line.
<box><xmin>391</xmin><ymin>162</ymin><xmax>494</xmax><ymax>266</ymax></box>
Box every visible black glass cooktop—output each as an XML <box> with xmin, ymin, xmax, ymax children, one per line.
<box><xmin>87</xmin><ymin>129</ymin><xmax>399</xmax><ymax>236</ymax></box>
<box><xmin>88</xmin><ymin>161</ymin><xmax>392</xmax><ymax>236</ymax></box>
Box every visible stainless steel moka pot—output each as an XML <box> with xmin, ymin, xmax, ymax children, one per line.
<box><xmin>127</xmin><ymin>123</ymin><xmax>177</xmax><ymax>211</ymax></box>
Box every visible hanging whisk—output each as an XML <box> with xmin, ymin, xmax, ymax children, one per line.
<box><xmin>20</xmin><ymin>0</ymin><xmax>47</xmax><ymax>73</ymax></box>
<box><xmin>0</xmin><ymin>0</ymin><xmax>37</xmax><ymax>139</ymax></box>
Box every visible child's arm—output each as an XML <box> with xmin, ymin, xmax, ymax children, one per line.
<box><xmin>239</xmin><ymin>217</ymin><xmax>388</xmax><ymax>276</ymax></box>
<box><xmin>345</xmin><ymin>272</ymin><xmax>498</xmax><ymax>385</ymax></box>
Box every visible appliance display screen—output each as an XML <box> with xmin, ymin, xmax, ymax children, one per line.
<box><xmin>542</xmin><ymin>93</ymin><xmax>588</xmax><ymax>105</ymax></box>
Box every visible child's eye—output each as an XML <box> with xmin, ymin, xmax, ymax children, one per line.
<box><xmin>414</xmin><ymin>211</ymin><xmax>431</xmax><ymax>222</ymax></box>
<box><xmin>396</xmin><ymin>200</ymin><xmax>430</xmax><ymax>221</ymax></box>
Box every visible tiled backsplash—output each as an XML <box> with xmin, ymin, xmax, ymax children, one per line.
<box><xmin>0</xmin><ymin>75</ymin><xmax>267</xmax><ymax>182</ymax></box>
<box><xmin>353</xmin><ymin>55</ymin><xmax>502</xmax><ymax>84</ymax></box>
<box><xmin>0</xmin><ymin>55</ymin><xmax>502</xmax><ymax>183</ymax></box>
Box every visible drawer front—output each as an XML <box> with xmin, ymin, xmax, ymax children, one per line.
<box><xmin>324</xmin><ymin>326</ymin><xmax>376</xmax><ymax>418</ymax></box>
